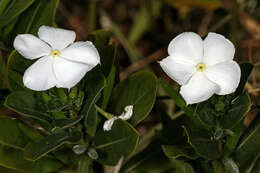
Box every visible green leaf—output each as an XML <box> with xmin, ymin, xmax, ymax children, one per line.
<box><xmin>24</xmin><ymin>131</ymin><xmax>81</xmax><ymax>161</ymax></box>
<box><xmin>0</xmin><ymin>0</ymin><xmax>35</xmax><ymax>27</ymax></box>
<box><xmin>7</xmin><ymin>51</ymin><xmax>32</xmax><ymax>91</ymax></box>
<box><xmin>162</xmin><ymin>145</ymin><xmax>199</xmax><ymax>160</ymax></box>
<box><xmin>236</xmin><ymin>115</ymin><xmax>260</xmax><ymax>166</ymax></box>
<box><xmin>0</xmin><ymin>166</ymin><xmax>25</xmax><ymax>173</ymax></box>
<box><xmin>220</xmin><ymin>92</ymin><xmax>251</xmax><ymax>129</ymax></box>
<box><xmin>102</xmin><ymin>66</ymin><xmax>116</xmax><ymax>109</ymax></box>
<box><xmin>26</xmin><ymin>0</ymin><xmax>59</xmax><ymax>34</ymax></box>
<box><xmin>160</xmin><ymin>79</ymin><xmax>210</xmax><ymax>129</ymax></box>
<box><xmin>4</xmin><ymin>91</ymin><xmax>53</xmax><ymax>131</ymax></box>
<box><xmin>0</xmin><ymin>115</ymin><xmax>62</xmax><ymax>173</ymax></box>
<box><xmin>78</xmin><ymin>155</ymin><xmax>91</xmax><ymax>173</ymax></box>
<box><xmin>160</xmin><ymin>79</ymin><xmax>193</xmax><ymax>116</ymax></box>
<box><xmin>13</xmin><ymin>0</ymin><xmax>58</xmax><ymax>35</ymax></box>
<box><xmin>235</xmin><ymin>63</ymin><xmax>253</xmax><ymax>96</ymax></box>
<box><xmin>184</xmin><ymin>127</ymin><xmax>221</xmax><ymax>160</ymax></box>
<box><xmin>222</xmin><ymin>158</ymin><xmax>239</xmax><ymax>173</ymax></box>
<box><xmin>0</xmin><ymin>144</ymin><xmax>62</xmax><ymax>173</ymax></box>
<box><xmin>0</xmin><ymin>116</ymin><xmax>29</xmax><ymax>149</ymax></box>
<box><xmin>82</xmin><ymin>67</ymin><xmax>106</xmax><ymax>139</ymax></box>
<box><xmin>88</xmin><ymin>30</ymin><xmax>116</xmax><ymax>77</ymax></box>
<box><xmin>109</xmin><ymin>71</ymin><xmax>157</xmax><ymax>126</ymax></box>
<box><xmin>173</xmin><ymin>160</ymin><xmax>195</xmax><ymax>173</ymax></box>
<box><xmin>0</xmin><ymin>0</ymin><xmax>11</xmax><ymax>15</ymax></box>
<box><xmin>94</xmin><ymin>120</ymin><xmax>139</xmax><ymax>165</ymax></box>
<box><xmin>223</xmin><ymin>121</ymin><xmax>243</xmax><ymax>157</ymax></box>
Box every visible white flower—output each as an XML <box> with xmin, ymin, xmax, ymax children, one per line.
<box><xmin>13</xmin><ymin>25</ymin><xmax>100</xmax><ymax>91</ymax></box>
<box><xmin>160</xmin><ymin>32</ymin><xmax>241</xmax><ymax>104</ymax></box>
<box><xmin>103</xmin><ymin>105</ymin><xmax>134</xmax><ymax>131</ymax></box>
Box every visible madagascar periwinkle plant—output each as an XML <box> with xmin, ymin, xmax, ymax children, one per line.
<box><xmin>0</xmin><ymin>1</ymin><xmax>259</xmax><ymax>173</ymax></box>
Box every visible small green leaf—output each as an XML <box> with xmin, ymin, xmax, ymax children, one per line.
<box><xmin>236</xmin><ymin>115</ymin><xmax>260</xmax><ymax>166</ymax></box>
<box><xmin>184</xmin><ymin>127</ymin><xmax>221</xmax><ymax>160</ymax></box>
<box><xmin>222</xmin><ymin>158</ymin><xmax>239</xmax><ymax>173</ymax></box>
<box><xmin>94</xmin><ymin>120</ymin><xmax>139</xmax><ymax>165</ymax></box>
<box><xmin>24</xmin><ymin>131</ymin><xmax>81</xmax><ymax>161</ymax></box>
<box><xmin>162</xmin><ymin>145</ymin><xmax>199</xmax><ymax>160</ymax></box>
<box><xmin>0</xmin><ymin>0</ymin><xmax>35</xmax><ymax>27</ymax></box>
<box><xmin>220</xmin><ymin>92</ymin><xmax>251</xmax><ymax>129</ymax></box>
<box><xmin>109</xmin><ymin>71</ymin><xmax>157</xmax><ymax>126</ymax></box>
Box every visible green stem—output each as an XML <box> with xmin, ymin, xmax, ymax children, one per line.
<box><xmin>95</xmin><ymin>104</ymin><xmax>114</xmax><ymax>119</ymax></box>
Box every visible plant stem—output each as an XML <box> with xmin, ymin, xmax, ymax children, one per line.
<box><xmin>95</xmin><ymin>104</ymin><xmax>114</xmax><ymax>119</ymax></box>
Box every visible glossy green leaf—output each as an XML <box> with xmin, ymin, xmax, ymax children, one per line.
<box><xmin>184</xmin><ymin>127</ymin><xmax>220</xmax><ymax>160</ymax></box>
<box><xmin>24</xmin><ymin>131</ymin><xmax>81</xmax><ymax>161</ymax></box>
<box><xmin>4</xmin><ymin>91</ymin><xmax>53</xmax><ymax>130</ymax></box>
<box><xmin>222</xmin><ymin>158</ymin><xmax>239</xmax><ymax>173</ymax></box>
<box><xmin>236</xmin><ymin>115</ymin><xmax>260</xmax><ymax>166</ymax></box>
<box><xmin>220</xmin><ymin>92</ymin><xmax>251</xmax><ymax>129</ymax></box>
<box><xmin>94</xmin><ymin>120</ymin><xmax>139</xmax><ymax>165</ymax></box>
<box><xmin>0</xmin><ymin>115</ymin><xmax>62</xmax><ymax>173</ymax></box>
<box><xmin>82</xmin><ymin>67</ymin><xmax>106</xmax><ymax>139</ymax></box>
<box><xmin>109</xmin><ymin>71</ymin><xmax>157</xmax><ymax>126</ymax></box>
<box><xmin>162</xmin><ymin>145</ymin><xmax>199</xmax><ymax>160</ymax></box>
<box><xmin>0</xmin><ymin>0</ymin><xmax>35</xmax><ymax>27</ymax></box>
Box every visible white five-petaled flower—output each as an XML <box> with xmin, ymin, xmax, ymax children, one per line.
<box><xmin>103</xmin><ymin>105</ymin><xmax>134</xmax><ymax>131</ymax></box>
<box><xmin>13</xmin><ymin>25</ymin><xmax>100</xmax><ymax>91</ymax></box>
<box><xmin>160</xmin><ymin>32</ymin><xmax>241</xmax><ymax>104</ymax></box>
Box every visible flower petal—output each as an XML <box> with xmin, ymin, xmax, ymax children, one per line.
<box><xmin>38</xmin><ymin>25</ymin><xmax>76</xmax><ymax>50</ymax></box>
<box><xmin>180</xmin><ymin>72</ymin><xmax>219</xmax><ymax>104</ymax></box>
<box><xmin>168</xmin><ymin>32</ymin><xmax>203</xmax><ymax>64</ymax></box>
<box><xmin>13</xmin><ymin>34</ymin><xmax>51</xmax><ymax>59</ymax></box>
<box><xmin>60</xmin><ymin>41</ymin><xmax>100</xmax><ymax>66</ymax></box>
<box><xmin>159</xmin><ymin>56</ymin><xmax>196</xmax><ymax>85</ymax></box>
<box><xmin>53</xmin><ymin>58</ymin><xmax>93</xmax><ymax>89</ymax></box>
<box><xmin>204</xmin><ymin>61</ymin><xmax>241</xmax><ymax>95</ymax></box>
<box><xmin>203</xmin><ymin>32</ymin><xmax>235</xmax><ymax>65</ymax></box>
<box><xmin>23</xmin><ymin>56</ymin><xmax>56</xmax><ymax>91</ymax></box>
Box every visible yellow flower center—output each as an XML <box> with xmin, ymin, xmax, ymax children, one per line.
<box><xmin>196</xmin><ymin>63</ymin><xmax>206</xmax><ymax>72</ymax></box>
<box><xmin>50</xmin><ymin>49</ymin><xmax>60</xmax><ymax>57</ymax></box>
